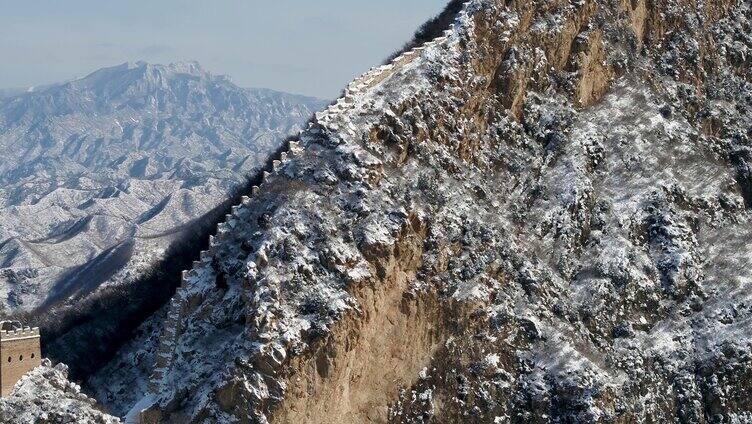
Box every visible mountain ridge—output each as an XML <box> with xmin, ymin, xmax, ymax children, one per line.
<box><xmin>0</xmin><ymin>60</ymin><xmax>326</xmax><ymax>319</ymax></box>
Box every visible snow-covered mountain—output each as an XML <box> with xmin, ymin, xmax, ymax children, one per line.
<box><xmin>0</xmin><ymin>61</ymin><xmax>326</xmax><ymax>316</ymax></box>
<box><xmin>96</xmin><ymin>0</ymin><xmax>752</xmax><ymax>422</ymax></box>
<box><xmin>5</xmin><ymin>0</ymin><xmax>752</xmax><ymax>422</ymax></box>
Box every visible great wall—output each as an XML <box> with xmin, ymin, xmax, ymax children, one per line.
<box><xmin>148</xmin><ymin>24</ymin><xmax>458</xmax><ymax>392</ymax></box>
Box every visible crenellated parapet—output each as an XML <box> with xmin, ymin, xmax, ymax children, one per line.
<box><xmin>0</xmin><ymin>327</ymin><xmax>40</xmax><ymax>341</ymax></box>
<box><xmin>150</xmin><ymin>136</ymin><xmax>304</xmax><ymax>390</ymax></box>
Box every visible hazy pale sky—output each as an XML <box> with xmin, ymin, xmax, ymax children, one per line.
<box><xmin>0</xmin><ymin>1</ymin><xmax>448</xmax><ymax>98</ymax></box>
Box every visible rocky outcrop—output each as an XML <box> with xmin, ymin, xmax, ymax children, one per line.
<box><xmin>90</xmin><ymin>0</ymin><xmax>752</xmax><ymax>422</ymax></box>
<box><xmin>0</xmin><ymin>359</ymin><xmax>120</xmax><ymax>423</ymax></box>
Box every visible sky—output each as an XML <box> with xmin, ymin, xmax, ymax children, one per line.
<box><xmin>0</xmin><ymin>1</ymin><xmax>448</xmax><ymax>99</ymax></box>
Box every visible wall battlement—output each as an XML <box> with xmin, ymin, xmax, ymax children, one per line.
<box><xmin>0</xmin><ymin>327</ymin><xmax>40</xmax><ymax>340</ymax></box>
<box><xmin>149</xmin><ymin>137</ymin><xmax>303</xmax><ymax>391</ymax></box>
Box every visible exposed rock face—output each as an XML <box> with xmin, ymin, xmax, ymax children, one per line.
<box><xmin>0</xmin><ymin>359</ymin><xmax>120</xmax><ymax>423</ymax></box>
<box><xmin>88</xmin><ymin>0</ymin><xmax>752</xmax><ymax>422</ymax></box>
<box><xmin>87</xmin><ymin>311</ymin><xmax>165</xmax><ymax>418</ymax></box>
<box><xmin>0</xmin><ymin>61</ymin><xmax>325</xmax><ymax>316</ymax></box>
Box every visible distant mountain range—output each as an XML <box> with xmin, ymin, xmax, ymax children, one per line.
<box><xmin>0</xmin><ymin>61</ymin><xmax>326</xmax><ymax>315</ymax></box>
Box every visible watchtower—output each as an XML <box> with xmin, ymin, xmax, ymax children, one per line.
<box><xmin>0</xmin><ymin>321</ymin><xmax>41</xmax><ymax>397</ymax></box>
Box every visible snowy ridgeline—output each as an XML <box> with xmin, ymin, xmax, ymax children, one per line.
<box><xmin>0</xmin><ymin>61</ymin><xmax>327</xmax><ymax>316</ymax></box>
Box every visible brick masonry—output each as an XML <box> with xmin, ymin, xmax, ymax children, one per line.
<box><xmin>0</xmin><ymin>327</ymin><xmax>41</xmax><ymax>397</ymax></box>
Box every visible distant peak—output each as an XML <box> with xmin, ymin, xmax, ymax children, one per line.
<box><xmin>106</xmin><ymin>61</ymin><xmax>210</xmax><ymax>79</ymax></box>
<box><xmin>125</xmin><ymin>61</ymin><xmax>148</xmax><ymax>69</ymax></box>
<box><xmin>165</xmin><ymin>61</ymin><xmax>205</xmax><ymax>76</ymax></box>
<box><xmin>58</xmin><ymin>61</ymin><xmax>223</xmax><ymax>96</ymax></box>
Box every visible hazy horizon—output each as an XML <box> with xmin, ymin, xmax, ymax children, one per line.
<box><xmin>0</xmin><ymin>1</ymin><xmax>448</xmax><ymax>98</ymax></box>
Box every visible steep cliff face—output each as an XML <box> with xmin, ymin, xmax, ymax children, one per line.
<box><xmin>101</xmin><ymin>0</ymin><xmax>752</xmax><ymax>422</ymax></box>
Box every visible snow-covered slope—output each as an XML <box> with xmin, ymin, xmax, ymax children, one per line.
<box><xmin>0</xmin><ymin>360</ymin><xmax>119</xmax><ymax>423</ymax></box>
<box><xmin>84</xmin><ymin>0</ymin><xmax>752</xmax><ymax>422</ymax></box>
<box><xmin>0</xmin><ymin>61</ymin><xmax>326</xmax><ymax>316</ymax></box>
